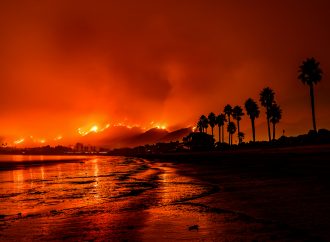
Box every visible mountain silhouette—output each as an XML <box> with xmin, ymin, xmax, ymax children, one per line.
<box><xmin>159</xmin><ymin>127</ymin><xmax>193</xmax><ymax>142</ymax></box>
<box><xmin>78</xmin><ymin>126</ymin><xmax>192</xmax><ymax>148</ymax></box>
<box><xmin>126</xmin><ymin>128</ymin><xmax>169</xmax><ymax>147</ymax></box>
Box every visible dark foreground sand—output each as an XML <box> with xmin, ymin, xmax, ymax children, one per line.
<box><xmin>139</xmin><ymin>144</ymin><xmax>330</xmax><ymax>241</ymax></box>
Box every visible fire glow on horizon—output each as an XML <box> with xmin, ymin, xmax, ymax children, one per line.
<box><xmin>6</xmin><ymin>121</ymin><xmax>170</xmax><ymax>147</ymax></box>
<box><xmin>77</xmin><ymin>124</ymin><xmax>110</xmax><ymax>136</ymax></box>
<box><xmin>1</xmin><ymin>1</ymin><xmax>330</xmax><ymax>145</ymax></box>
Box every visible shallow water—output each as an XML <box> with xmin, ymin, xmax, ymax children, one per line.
<box><xmin>0</xmin><ymin>155</ymin><xmax>86</xmax><ymax>162</ymax></box>
<box><xmin>0</xmin><ymin>156</ymin><xmax>315</xmax><ymax>241</ymax></box>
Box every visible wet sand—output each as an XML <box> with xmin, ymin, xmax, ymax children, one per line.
<box><xmin>141</xmin><ymin>144</ymin><xmax>330</xmax><ymax>241</ymax></box>
<box><xmin>0</xmin><ymin>146</ymin><xmax>329</xmax><ymax>241</ymax></box>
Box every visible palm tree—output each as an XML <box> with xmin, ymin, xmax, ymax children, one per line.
<box><xmin>200</xmin><ymin>115</ymin><xmax>209</xmax><ymax>134</ymax></box>
<box><xmin>298</xmin><ymin>57</ymin><xmax>323</xmax><ymax>132</ymax></box>
<box><xmin>227</xmin><ymin>122</ymin><xmax>236</xmax><ymax>145</ymax></box>
<box><xmin>216</xmin><ymin>113</ymin><xmax>226</xmax><ymax>143</ymax></box>
<box><xmin>208</xmin><ymin>112</ymin><xmax>216</xmax><ymax>138</ymax></box>
<box><xmin>269</xmin><ymin>103</ymin><xmax>282</xmax><ymax>140</ymax></box>
<box><xmin>259</xmin><ymin>87</ymin><xmax>275</xmax><ymax>141</ymax></box>
<box><xmin>245</xmin><ymin>98</ymin><xmax>260</xmax><ymax>142</ymax></box>
<box><xmin>238</xmin><ymin>132</ymin><xmax>245</xmax><ymax>144</ymax></box>
<box><xmin>232</xmin><ymin>105</ymin><xmax>244</xmax><ymax>144</ymax></box>
<box><xmin>224</xmin><ymin>105</ymin><xmax>233</xmax><ymax>144</ymax></box>
<box><xmin>196</xmin><ymin>120</ymin><xmax>203</xmax><ymax>133</ymax></box>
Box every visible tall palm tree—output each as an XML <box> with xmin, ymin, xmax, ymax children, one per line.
<box><xmin>269</xmin><ymin>103</ymin><xmax>282</xmax><ymax>140</ymax></box>
<box><xmin>196</xmin><ymin>120</ymin><xmax>203</xmax><ymax>133</ymax></box>
<box><xmin>238</xmin><ymin>132</ymin><xmax>245</xmax><ymax>144</ymax></box>
<box><xmin>216</xmin><ymin>113</ymin><xmax>227</xmax><ymax>143</ymax></box>
<box><xmin>224</xmin><ymin>105</ymin><xmax>233</xmax><ymax>144</ymax></box>
<box><xmin>245</xmin><ymin>98</ymin><xmax>260</xmax><ymax>142</ymax></box>
<box><xmin>232</xmin><ymin>105</ymin><xmax>244</xmax><ymax>144</ymax></box>
<box><xmin>298</xmin><ymin>57</ymin><xmax>323</xmax><ymax>132</ymax></box>
<box><xmin>208</xmin><ymin>112</ymin><xmax>216</xmax><ymax>138</ymax></box>
<box><xmin>227</xmin><ymin>122</ymin><xmax>236</xmax><ymax>145</ymax></box>
<box><xmin>259</xmin><ymin>87</ymin><xmax>275</xmax><ymax>141</ymax></box>
<box><xmin>200</xmin><ymin>115</ymin><xmax>209</xmax><ymax>134</ymax></box>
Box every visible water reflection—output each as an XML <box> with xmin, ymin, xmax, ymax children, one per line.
<box><xmin>0</xmin><ymin>156</ymin><xmax>298</xmax><ymax>241</ymax></box>
<box><xmin>0</xmin><ymin>157</ymin><xmax>157</xmax><ymax>240</ymax></box>
<box><xmin>0</xmin><ymin>155</ymin><xmax>86</xmax><ymax>162</ymax></box>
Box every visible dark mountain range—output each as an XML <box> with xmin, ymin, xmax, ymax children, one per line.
<box><xmin>159</xmin><ymin>127</ymin><xmax>193</xmax><ymax>143</ymax></box>
<box><xmin>78</xmin><ymin>126</ymin><xmax>193</xmax><ymax>148</ymax></box>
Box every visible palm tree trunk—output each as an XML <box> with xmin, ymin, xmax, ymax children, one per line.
<box><xmin>273</xmin><ymin>122</ymin><xmax>276</xmax><ymax>140</ymax></box>
<box><xmin>228</xmin><ymin>116</ymin><xmax>231</xmax><ymax>145</ymax></box>
<box><xmin>228</xmin><ymin>131</ymin><xmax>230</xmax><ymax>145</ymax></box>
<box><xmin>218</xmin><ymin>126</ymin><xmax>221</xmax><ymax>143</ymax></box>
<box><xmin>267</xmin><ymin>117</ymin><xmax>271</xmax><ymax>142</ymax></box>
<box><xmin>222</xmin><ymin>125</ymin><xmax>224</xmax><ymax>143</ymax></box>
<box><xmin>237</xmin><ymin>120</ymin><xmax>240</xmax><ymax>144</ymax></box>
<box><xmin>309</xmin><ymin>84</ymin><xmax>317</xmax><ymax>132</ymax></box>
<box><xmin>211</xmin><ymin>127</ymin><xmax>214</xmax><ymax>137</ymax></box>
<box><xmin>251</xmin><ymin>118</ymin><xmax>256</xmax><ymax>142</ymax></box>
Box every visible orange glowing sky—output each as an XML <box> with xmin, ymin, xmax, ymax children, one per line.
<box><xmin>1</xmin><ymin>0</ymin><xmax>330</xmax><ymax>146</ymax></box>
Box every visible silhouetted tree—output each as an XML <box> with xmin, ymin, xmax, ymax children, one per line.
<box><xmin>269</xmin><ymin>103</ymin><xmax>282</xmax><ymax>140</ymax></box>
<box><xmin>200</xmin><ymin>115</ymin><xmax>209</xmax><ymax>134</ymax></box>
<box><xmin>259</xmin><ymin>87</ymin><xmax>275</xmax><ymax>141</ymax></box>
<box><xmin>216</xmin><ymin>113</ymin><xmax>226</xmax><ymax>143</ymax></box>
<box><xmin>245</xmin><ymin>98</ymin><xmax>260</xmax><ymax>142</ymax></box>
<box><xmin>298</xmin><ymin>57</ymin><xmax>323</xmax><ymax>132</ymax></box>
<box><xmin>208</xmin><ymin>112</ymin><xmax>216</xmax><ymax>138</ymax></box>
<box><xmin>227</xmin><ymin>122</ymin><xmax>236</xmax><ymax>145</ymax></box>
<box><xmin>232</xmin><ymin>105</ymin><xmax>244</xmax><ymax>144</ymax></box>
<box><xmin>224</xmin><ymin>105</ymin><xmax>233</xmax><ymax>144</ymax></box>
<box><xmin>238</xmin><ymin>132</ymin><xmax>245</xmax><ymax>144</ymax></box>
<box><xmin>196</xmin><ymin>120</ymin><xmax>203</xmax><ymax>133</ymax></box>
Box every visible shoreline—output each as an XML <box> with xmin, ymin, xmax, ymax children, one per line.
<box><xmin>0</xmin><ymin>159</ymin><xmax>87</xmax><ymax>171</ymax></box>
<box><xmin>0</xmin><ymin>145</ymin><xmax>329</xmax><ymax>240</ymax></box>
<box><xmin>145</xmin><ymin>143</ymin><xmax>330</xmax><ymax>241</ymax></box>
<box><xmin>132</xmin><ymin>143</ymin><xmax>330</xmax><ymax>163</ymax></box>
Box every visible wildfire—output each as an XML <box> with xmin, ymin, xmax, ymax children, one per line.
<box><xmin>14</xmin><ymin>138</ymin><xmax>25</xmax><ymax>145</ymax></box>
<box><xmin>155</xmin><ymin>125</ymin><xmax>167</xmax><ymax>130</ymax></box>
<box><xmin>78</xmin><ymin>123</ymin><xmax>110</xmax><ymax>136</ymax></box>
<box><xmin>150</xmin><ymin>121</ymin><xmax>167</xmax><ymax>130</ymax></box>
<box><xmin>54</xmin><ymin>136</ymin><xmax>63</xmax><ymax>141</ymax></box>
<box><xmin>8</xmin><ymin>120</ymin><xmax>169</xmax><ymax>147</ymax></box>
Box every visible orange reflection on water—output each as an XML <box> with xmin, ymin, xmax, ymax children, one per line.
<box><xmin>0</xmin><ymin>157</ymin><xmax>231</xmax><ymax>241</ymax></box>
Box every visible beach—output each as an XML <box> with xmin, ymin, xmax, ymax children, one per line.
<box><xmin>142</xmin><ymin>144</ymin><xmax>330</xmax><ymax>241</ymax></box>
<box><xmin>0</xmin><ymin>145</ymin><xmax>329</xmax><ymax>241</ymax></box>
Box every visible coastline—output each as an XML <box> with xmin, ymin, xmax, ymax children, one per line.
<box><xmin>132</xmin><ymin>143</ymin><xmax>330</xmax><ymax>163</ymax></box>
<box><xmin>0</xmin><ymin>158</ymin><xmax>87</xmax><ymax>171</ymax></box>
<box><xmin>138</xmin><ymin>143</ymin><xmax>330</xmax><ymax>241</ymax></box>
<box><xmin>0</xmin><ymin>145</ymin><xmax>329</xmax><ymax>240</ymax></box>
